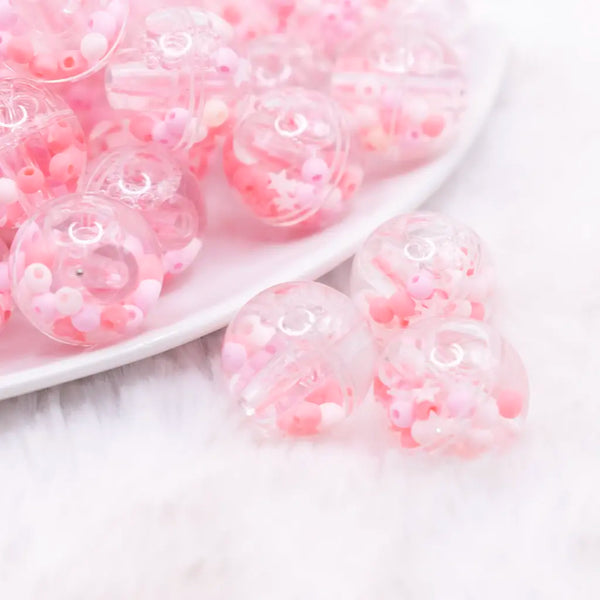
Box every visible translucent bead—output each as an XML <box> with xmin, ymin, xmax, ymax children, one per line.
<box><xmin>375</xmin><ymin>318</ymin><xmax>529</xmax><ymax>455</ymax></box>
<box><xmin>286</xmin><ymin>0</ymin><xmax>388</xmax><ymax>60</ymax></box>
<box><xmin>82</xmin><ymin>146</ymin><xmax>206</xmax><ymax>278</ymax></box>
<box><xmin>223</xmin><ymin>87</ymin><xmax>359</xmax><ymax>228</ymax></box>
<box><xmin>0</xmin><ymin>237</ymin><xmax>11</xmax><ymax>329</ymax></box>
<box><xmin>331</xmin><ymin>16</ymin><xmax>467</xmax><ymax>173</ymax></box>
<box><xmin>2</xmin><ymin>0</ymin><xmax>129</xmax><ymax>82</ymax></box>
<box><xmin>222</xmin><ymin>281</ymin><xmax>376</xmax><ymax>436</ymax></box>
<box><xmin>9</xmin><ymin>193</ymin><xmax>164</xmax><ymax>347</ymax></box>
<box><xmin>105</xmin><ymin>6</ymin><xmax>250</xmax><ymax>150</ymax></box>
<box><xmin>246</xmin><ymin>34</ymin><xmax>332</xmax><ymax>92</ymax></box>
<box><xmin>0</xmin><ymin>78</ymin><xmax>86</xmax><ymax>231</ymax></box>
<box><xmin>352</xmin><ymin>212</ymin><xmax>494</xmax><ymax>344</ymax></box>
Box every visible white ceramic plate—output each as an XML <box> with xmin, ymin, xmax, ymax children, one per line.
<box><xmin>0</xmin><ymin>25</ymin><xmax>508</xmax><ymax>400</ymax></box>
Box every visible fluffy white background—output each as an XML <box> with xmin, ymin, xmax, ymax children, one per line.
<box><xmin>1</xmin><ymin>1</ymin><xmax>599</xmax><ymax>597</ymax></box>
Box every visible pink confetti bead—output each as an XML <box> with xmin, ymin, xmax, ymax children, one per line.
<box><xmin>406</xmin><ymin>271</ymin><xmax>435</xmax><ymax>300</ymax></box>
<box><xmin>124</xmin><ymin>305</ymin><xmax>144</xmax><ymax>331</ymax></box>
<box><xmin>9</xmin><ymin>193</ymin><xmax>164</xmax><ymax>347</ymax></box>
<box><xmin>22</xmin><ymin>263</ymin><xmax>52</xmax><ymax>294</ymax></box>
<box><xmin>0</xmin><ymin>177</ymin><xmax>19</xmax><ymax>205</ymax></box>
<box><xmin>105</xmin><ymin>6</ymin><xmax>248</xmax><ymax>150</ymax></box>
<box><xmin>224</xmin><ymin>88</ymin><xmax>351</xmax><ymax>228</ymax></box>
<box><xmin>3</xmin><ymin>0</ymin><xmax>127</xmax><ymax>82</ymax></box>
<box><xmin>369</xmin><ymin>297</ymin><xmax>394</xmax><ymax>324</ymax></box>
<box><xmin>17</xmin><ymin>167</ymin><xmax>45</xmax><ymax>194</ymax></box>
<box><xmin>71</xmin><ymin>306</ymin><xmax>102</xmax><ymax>333</ymax></box>
<box><xmin>301</xmin><ymin>157</ymin><xmax>331</xmax><ymax>185</ymax></box>
<box><xmin>48</xmin><ymin>147</ymin><xmax>85</xmax><ymax>183</ymax></box>
<box><xmin>89</xmin><ymin>11</ymin><xmax>118</xmax><ymax>39</ymax></box>
<box><xmin>164</xmin><ymin>108</ymin><xmax>190</xmax><ymax>137</ymax></box>
<box><xmin>222</xmin><ymin>282</ymin><xmax>375</xmax><ymax>436</ymax></box>
<box><xmin>222</xmin><ymin>342</ymin><xmax>248</xmax><ymax>373</ymax></box>
<box><xmin>29</xmin><ymin>54</ymin><xmax>59</xmax><ymax>80</ymax></box>
<box><xmin>131</xmin><ymin>280</ymin><xmax>162</xmax><ymax>314</ymax></box>
<box><xmin>82</xmin><ymin>146</ymin><xmax>206</xmax><ymax>278</ymax></box>
<box><xmin>331</xmin><ymin>16</ymin><xmax>466</xmax><ymax>173</ymax></box>
<box><xmin>376</xmin><ymin>318</ymin><xmax>530</xmax><ymax>455</ymax></box>
<box><xmin>352</xmin><ymin>212</ymin><xmax>493</xmax><ymax>344</ymax></box>
<box><xmin>389</xmin><ymin>398</ymin><xmax>416</xmax><ymax>429</ymax></box>
<box><xmin>277</xmin><ymin>402</ymin><xmax>322</xmax><ymax>436</ymax></box>
<box><xmin>47</xmin><ymin>122</ymin><xmax>76</xmax><ymax>153</ymax></box>
<box><xmin>152</xmin><ymin>121</ymin><xmax>176</xmax><ymax>146</ymax></box>
<box><xmin>59</xmin><ymin>51</ymin><xmax>87</xmax><ymax>78</ymax></box>
<box><xmin>129</xmin><ymin>115</ymin><xmax>155</xmax><ymax>143</ymax></box>
<box><xmin>80</xmin><ymin>32</ymin><xmax>109</xmax><ymax>64</ymax></box>
<box><xmin>55</xmin><ymin>287</ymin><xmax>84</xmax><ymax>316</ymax></box>
<box><xmin>0</xmin><ymin>0</ymin><xmax>16</xmax><ymax>29</ymax></box>
<box><xmin>6</xmin><ymin>36</ymin><xmax>33</xmax><ymax>63</ymax></box>
<box><xmin>214</xmin><ymin>46</ymin><xmax>239</xmax><ymax>73</ymax></box>
<box><xmin>31</xmin><ymin>292</ymin><xmax>57</xmax><ymax>322</ymax></box>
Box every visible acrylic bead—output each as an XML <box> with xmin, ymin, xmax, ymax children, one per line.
<box><xmin>374</xmin><ymin>318</ymin><xmax>529</xmax><ymax>455</ymax></box>
<box><xmin>331</xmin><ymin>16</ymin><xmax>467</xmax><ymax>173</ymax></box>
<box><xmin>246</xmin><ymin>34</ymin><xmax>332</xmax><ymax>92</ymax></box>
<box><xmin>223</xmin><ymin>87</ymin><xmax>359</xmax><ymax>228</ymax></box>
<box><xmin>82</xmin><ymin>146</ymin><xmax>206</xmax><ymax>278</ymax></box>
<box><xmin>2</xmin><ymin>0</ymin><xmax>128</xmax><ymax>82</ymax></box>
<box><xmin>352</xmin><ymin>212</ymin><xmax>494</xmax><ymax>344</ymax></box>
<box><xmin>287</xmin><ymin>0</ymin><xmax>388</xmax><ymax>60</ymax></box>
<box><xmin>0</xmin><ymin>237</ymin><xmax>11</xmax><ymax>329</ymax></box>
<box><xmin>106</xmin><ymin>6</ymin><xmax>250</xmax><ymax>151</ymax></box>
<box><xmin>0</xmin><ymin>78</ymin><xmax>86</xmax><ymax>231</ymax></box>
<box><xmin>222</xmin><ymin>281</ymin><xmax>376</xmax><ymax>436</ymax></box>
<box><xmin>80</xmin><ymin>32</ymin><xmax>109</xmax><ymax>64</ymax></box>
<box><xmin>9</xmin><ymin>193</ymin><xmax>164</xmax><ymax>347</ymax></box>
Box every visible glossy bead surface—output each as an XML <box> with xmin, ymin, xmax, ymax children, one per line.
<box><xmin>1</xmin><ymin>0</ymin><xmax>129</xmax><ymax>82</ymax></box>
<box><xmin>375</xmin><ymin>318</ymin><xmax>529</xmax><ymax>455</ymax></box>
<box><xmin>9</xmin><ymin>193</ymin><xmax>164</xmax><ymax>346</ymax></box>
<box><xmin>223</xmin><ymin>87</ymin><xmax>358</xmax><ymax>227</ymax></box>
<box><xmin>0</xmin><ymin>237</ymin><xmax>11</xmax><ymax>329</ymax></box>
<box><xmin>246</xmin><ymin>34</ymin><xmax>331</xmax><ymax>92</ymax></box>
<box><xmin>0</xmin><ymin>78</ymin><xmax>86</xmax><ymax>231</ymax></box>
<box><xmin>331</xmin><ymin>17</ymin><xmax>467</xmax><ymax>172</ymax></box>
<box><xmin>106</xmin><ymin>6</ymin><xmax>250</xmax><ymax>150</ymax></box>
<box><xmin>83</xmin><ymin>146</ymin><xmax>206</xmax><ymax>278</ymax></box>
<box><xmin>352</xmin><ymin>212</ymin><xmax>493</xmax><ymax>344</ymax></box>
<box><xmin>287</xmin><ymin>0</ymin><xmax>389</xmax><ymax>60</ymax></box>
<box><xmin>222</xmin><ymin>281</ymin><xmax>376</xmax><ymax>436</ymax></box>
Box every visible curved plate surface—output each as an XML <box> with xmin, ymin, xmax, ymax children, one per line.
<box><xmin>0</xmin><ymin>25</ymin><xmax>508</xmax><ymax>400</ymax></box>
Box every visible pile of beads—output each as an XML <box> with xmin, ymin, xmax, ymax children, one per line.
<box><xmin>221</xmin><ymin>211</ymin><xmax>529</xmax><ymax>458</ymax></box>
<box><xmin>0</xmin><ymin>1</ymin><xmax>475</xmax><ymax>353</ymax></box>
<box><xmin>9</xmin><ymin>193</ymin><xmax>163</xmax><ymax>346</ymax></box>
<box><xmin>222</xmin><ymin>281</ymin><xmax>375</xmax><ymax>435</ymax></box>
<box><xmin>0</xmin><ymin>78</ymin><xmax>86</xmax><ymax>230</ymax></box>
<box><xmin>0</xmin><ymin>0</ymin><xmax>129</xmax><ymax>83</ymax></box>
